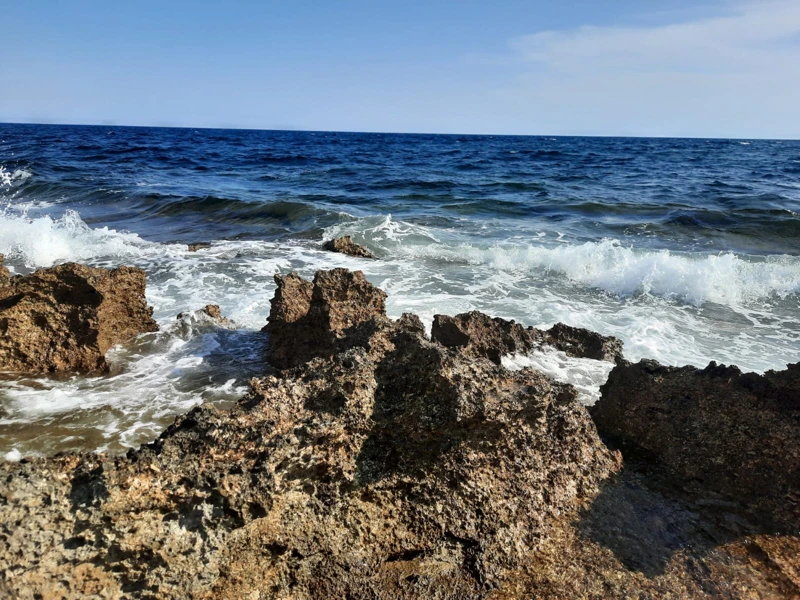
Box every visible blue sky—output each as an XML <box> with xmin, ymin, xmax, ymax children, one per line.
<box><xmin>2</xmin><ymin>1</ymin><xmax>799</xmax><ymax>138</ymax></box>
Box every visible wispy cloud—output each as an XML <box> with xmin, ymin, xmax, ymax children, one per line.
<box><xmin>496</xmin><ymin>1</ymin><xmax>800</xmax><ymax>138</ymax></box>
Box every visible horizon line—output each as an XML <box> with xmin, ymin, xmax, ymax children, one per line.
<box><xmin>1</xmin><ymin>120</ymin><xmax>797</xmax><ymax>143</ymax></box>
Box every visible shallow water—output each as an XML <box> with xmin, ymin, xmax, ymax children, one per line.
<box><xmin>1</xmin><ymin>125</ymin><xmax>798</xmax><ymax>457</ymax></box>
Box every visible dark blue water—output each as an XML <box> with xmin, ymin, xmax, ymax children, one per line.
<box><xmin>2</xmin><ymin>124</ymin><xmax>799</xmax><ymax>253</ymax></box>
<box><xmin>1</xmin><ymin>124</ymin><xmax>799</xmax><ymax>457</ymax></box>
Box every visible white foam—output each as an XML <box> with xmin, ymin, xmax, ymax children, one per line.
<box><xmin>0</xmin><ymin>209</ymin><xmax>163</xmax><ymax>268</ymax></box>
<box><xmin>3</xmin><ymin>449</ymin><xmax>22</xmax><ymax>462</ymax></box>
<box><xmin>329</xmin><ymin>217</ymin><xmax>800</xmax><ymax>307</ymax></box>
<box><xmin>0</xmin><ymin>209</ymin><xmax>797</xmax><ymax>458</ymax></box>
<box><xmin>503</xmin><ymin>349</ymin><xmax>615</xmax><ymax>405</ymax></box>
<box><xmin>0</xmin><ymin>166</ymin><xmax>32</xmax><ymax>188</ymax></box>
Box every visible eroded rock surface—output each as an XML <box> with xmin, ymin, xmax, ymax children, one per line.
<box><xmin>544</xmin><ymin>322</ymin><xmax>623</xmax><ymax>363</ymax></box>
<box><xmin>592</xmin><ymin>359</ymin><xmax>800</xmax><ymax>529</ymax></box>
<box><xmin>322</xmin><ymin>235</ymin><xmax>376</xmax><ymax>259</ymax></box>
<box><xmin>1</xmin><ymin>268</ymin><xmax>798</xmax><ymax>599</ymax></box>
<box><xmin>0</xmin><ymin>262</ymin><xmax>158</xmax><ymax>373</ymax></box>
<box><xmin>0</xmin><ymin>271</ymin><xmax>620</xmax><ymax>598</ymax></box>
<box><xmin>264</xmin><ymin>268</ymin><xmax>388</xmax><ymax>369</ymax></box>
<box><xmin>431</xmin><ymin>311</ymin><xmax>623</xmax><ymax>364</ymax></box>
<box><xmin>0</xmin><ymin>254</ymin><xmax>9</xmax><ymax>285</ymax></box>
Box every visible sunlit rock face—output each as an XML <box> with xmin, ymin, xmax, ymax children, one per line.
<box><xmin>0</xmin><ymin>262</ymin><xmax>158</xmax><ymax>373</ymax></box>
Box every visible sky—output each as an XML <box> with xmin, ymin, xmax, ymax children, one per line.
<box><xmin>2</xmin><ymin>0</ymin><xmax>800</xmax><ymax>138</ymax></box>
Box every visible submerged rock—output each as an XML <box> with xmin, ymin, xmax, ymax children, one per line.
<box><xmin>187</xmin><ymin>242</ymin><xmax>211</xmax><ymax>252</ymax></box>
<box><xmin>592</xmin><ymin>359</ymin><xmax>800</xmax><ymax>528</ymax></box>
<box><xmin>0</xmin><ymin>262</ymin><xmax>158</xmax><ymax>373</ymax></box>
<box><xmin>177</xmin><ymin>304</ymin><xmax>235</xmax><ymax>331</ymax></box>
<box><xmin>322</xmin><ymin>235</ymin><xmax>376</xmax><ymax>258</ymax></box>
<box><xmin>431</xmin><ymin>311</ymin><xmax>623</xmax><ymax>364</ymax></box>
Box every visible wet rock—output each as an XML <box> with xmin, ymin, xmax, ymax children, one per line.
<box><xmin>0</xmin><ymin>254</ymin><xmax>9</xmax><ymax>285</ymax></box>
<box><xmin>264</xmin><ymin>268</ymin><xmax>388</xmax><ymax>369</ymax></box>
<box><xmin>545</xmin><ymin>322</ymin><xmax>623</xmax><ymax>362</ymax></box>
<box><xmin>431</xmin><ymin>311</ymin><xmax>623</xmax><ymax>364</ymax></box>
<box><xmin>431</xmin><ymin>311</ymin><xmax>542</xmax><ymax>364</ymax></box>
<box><xmin>592</xmin><ymin>359</ymin><xmax>800</xmax><ymax>528</ymax></box>
<box><xmin>0</xmin><ymin>262</ymin><xmax>158</xmax><ymax>373</ymax></box>
<box><xmin>0</xmin><ymin>286</ymin><xmax>620</xmax><ymax>598</ymax></box>
<box><xmin>177</xmin><ymin>304</ymin><xmax>235</xmax><ymax>330</ymax></box>
<box><xmin>322</xmin><ymin>235</ymin><xmax>376</xmax><ymax>259</ymax></box>
<box><xmin>187</xmin><ymin>242</ymin><xmax>211</xmax><ymax>252</ymax></box>
<box><xmin>2</xmin><ymin>268</ymin><xmax>798</xmax><ymax>598</ymax></box>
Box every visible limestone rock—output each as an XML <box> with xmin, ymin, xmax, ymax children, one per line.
<box><xmin>322</xmin><ymin>235</ymin><xmax>376</xmax><ymax>259</ymax></box>
<box><xmin>431</xmin><ymin>311</ymin><xmax>623</xmax><ymax>364</ymax></box>
<box><xmin>177</xmin><ymin>304</ymin><xmax>235</xmax><ymax>331</ymax></box>
<box><xmin>0</xmin><ymin>262</ymin><xmax>158</xmax><ymax>373</ymax></box>
<box><xmin>544</xmin><ymin>322</ymin><xmax>623</xmax><ymax>362</ymax></box>
<box><xmin>0</xmin><ymin>254</ymin><xmax>9</xmax><ymax>285</ymax></box>
<box><xmin>264</xmin><ymin>268</ymin><xmax>388</xmax><ymax>369</ymax></box>
<box><xmin>2</xmin><ymin>268</ymin><xmax>798</xmax><ymax>598</ymax></box>
<box><xmin>0</xmin><ymin>295</ymin><xmax>620</xmax><ymax>598</ymax></box>
<box><xmin>592</xmin><ymin>359</ymin><xmax>800</xmax><ymax>528</ymax></box>
<box><xmin>431</xmin><ymin>311</ymin><xmax>542</xmax><ymax>364</ymax></box>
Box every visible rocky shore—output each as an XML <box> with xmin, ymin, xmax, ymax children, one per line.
<box><xmin>0</xmin><ymin>265</ymin><xmax>798</xmax><ymax>598</ymax></box>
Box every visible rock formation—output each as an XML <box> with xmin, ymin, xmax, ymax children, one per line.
<box><xmin>0</xmin><ymin>268</ymin><xmax>620</xmax><ymax>598</ymax></box>
<box><xmin>0</xmin><ymin>254</ymin><xmax>9</xmax><ymax>285</ymax></box>
<box><xmin>1</xmin><ymin>268</ymin><xmax>799</xmax><ymax>598</ymax></box>
<box><xmin>431</xmin><ymin>311</ymin><xmax>623</xmax><ymax>364</ymax></box>
<box><xmin>322</xmin><ymin>235</ymin><xmax>376</xmax><ymax>259</ymax></box>
<box><xmin>264</xmin><ymin>269</ymin><xmax>388</xmax><ymax>370</ymax></box>
<box><xmin>592</xmin><ymin>359</ymin><xmax>800</xmax><ymax>529</ymax></box>
<box><xmin>187</xmin><ymin>242</ymin><xmax>211</xmax><ymax>252</ymax></box>
<box><xmin>0</xmin><ymin>262</ymin><xmax>158</xmax><ymax>373</ymax></box>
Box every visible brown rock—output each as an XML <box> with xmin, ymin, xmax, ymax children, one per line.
<box><xmin>592</xmin><ymin>359</ymin><xmax>800</xmax><ymax>528</ymax></box>
<box><xmin>323</xmin><ymin>235</ymin><xmax>376</xmax><ymax>258</ymax></box>
<box><xmin>2</xmin><ymin>268</ymin><xmax>798</xmax><ymax>598</ymax></box>
<box><xmin>0</xmin><ymin>262</ymin><xmax>158</xmax><ymax>373</ymax></box>
<box><xmin>264</xmin><ymin>268</ymin><xmax>388</xmax><ymax>369</ymax></box>
<box><xmin>187</xmin><ymin>242</ymin><xmax>211</xmax><ymax>252</ymax></box>
<box><xmin>177</xmin><ymin>304</ymin><xmax>235</xmax><ymax>329</ymax></box>
<box><xmin>0</xmin><ymin>255</ymin><xmax>9</xmax><ymax>286</ymax></box>
<box><xmin>0</xmin><ymin>293</ymin><xmax>620</xmax><ymax>598</ymax></box>
<box><xmin>431</xmin><ymin>311</ymin><xmax>623</xmax><ymax>364</ymax></box>
<box><xmin>545</xmin><ymin>322</ymin><xmax>623</xmax><ymax>362</ymax></box>
<box><xmin>431</xmin><ymin>311</ymin><xmax>542</xmax><ymax>364</ymax></box>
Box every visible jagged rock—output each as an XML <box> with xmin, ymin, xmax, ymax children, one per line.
<box><xmin>264</xmin><ymin>268</ymin><xmax>389</xmax><ymax>369</ymax></box>
<box><xmin>2</xmin><ymin>268</ymin><xmax>798</xmax><ymax>598</ymax></box>
<box><xmin>592</xmin><ymin>359</ymin><xmax>800</xmax><ymax>528</ymax></box>
<box><xmin>177</xmin><ymin>304</ymin><xmax>235</xmax><ymax>330</ymax></box>
<box><xmin>431</xmin><ymin>311</ymin><xmax>623</xmax><ymax>364</ymax></box>
<box><xmin>544</xmin><ymin>322</ymin><xmax>623</xmax><ymax>362</ymax></box>
<box><xmin>431</xmin><ymin>311</ymin><xmax>542</xmax><ymax>364</ymax></box>
<box><xmin>0</xmin><ymin>293</ymin><xmax>620</xmax><ymax>598</ymax></box>
<box><xmin>187</xmin><ymin>242</ymin><xmax>211</xmax><ymax>252</ymax></box>
<box><xmin>0</xmin><ymin>262</ymin><xmax>158</xmax><ymax>373</ymax></box>
<box><xmin>0</xmin><ymin>254</ymin><xmax>9</xmax><ymax>285</ymax></box>
<box><xmin>323</xmin><ymin>235</ymin><xmax>376</xmax><ymax>259</ymax></box>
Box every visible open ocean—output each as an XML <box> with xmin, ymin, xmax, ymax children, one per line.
<box><xmin>1</xmin><ymin>124</ymin><xmax>798</xmax><ymax>457</ymax></box>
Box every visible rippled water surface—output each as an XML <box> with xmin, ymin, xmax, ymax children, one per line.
<box><xmin>1</xmin><ymin>124</ymin><xmax>798</xmax><ymax>457</ymax></box>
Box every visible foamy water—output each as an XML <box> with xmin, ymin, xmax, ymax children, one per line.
<box><xmin>1</xmin><ymin>128</ymin><xmax>798</xmax><ymax>459</ymax></box>
<box><xmin>1</xmin><ymin>207</ymin><xmax>798</xmax><ymax>458</ymax></box>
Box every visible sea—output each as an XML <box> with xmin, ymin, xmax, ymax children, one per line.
<box><xmin>1</xmin><ymin>124</ymin><xmax>798</xmax><ymax>458</ymax></box>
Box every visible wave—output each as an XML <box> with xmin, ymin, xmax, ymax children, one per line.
<box><xmin>330</xmin><ymin>216</ymin><xmax>800</xmax><ymax>307</ymax></box>
<box><xmin>0</xmin><ymin>209</ymin><xmax>161</xmax><ymax>267</ymax></box>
